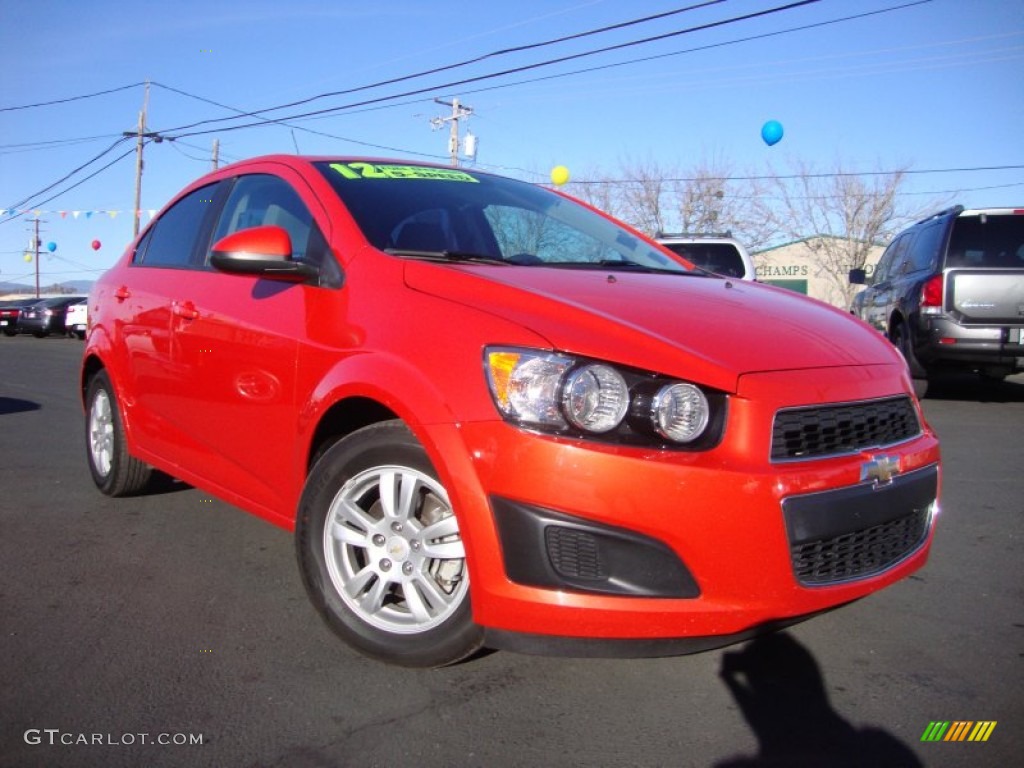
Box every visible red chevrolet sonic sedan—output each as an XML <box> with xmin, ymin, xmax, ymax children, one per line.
<box><xmin>82</xmin><ymin>156</ymin><xmax>941</xmax><ymax>667</ymax></box>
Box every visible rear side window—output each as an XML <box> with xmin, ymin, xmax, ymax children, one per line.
<box><xmin>947</xmin><ymin>214</ymin><xmax>1024</xmax><ymax>268</ymax></box>
<box><xmin>904</xmin><ymin>222</ymin><xmax>942</xmax><ymax>273</ymax></box>
<box><xmin>873</xmin><ymin>234</ymin><xmax>910</xmax><ymax>283</ymax></box>
<box><xmin>133</xmin><ymin>183</ymin><xmax>221</xmax><ymax>268</ymax></box>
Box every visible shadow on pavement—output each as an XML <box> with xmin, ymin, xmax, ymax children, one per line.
<box><xmin>923</xmin><ymin>372</ymin><xmax>1024</xmax><ymax>403</ymax></box>
<box><xmin>143</xmin><ymin>469</ymin><xmax>194</xmax><ymax>496</ymax></box>
<box><xmin>0</xmin><ymin>396</ymin><xmax>42</xmax><ymax>415</ymax></box>
<box><xmin>715</xmin><ymin>632</ymin><xmax>922</xmax><ymax>768</ymax></box>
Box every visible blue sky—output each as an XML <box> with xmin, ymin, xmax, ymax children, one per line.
<box><xmin>1</xmin><ymin>0</ymin><xmax>1022</xmax><ymax>287</ymax></box>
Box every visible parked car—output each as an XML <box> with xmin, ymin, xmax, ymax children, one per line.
<box><xmin>65</xmin><ymin>299</ymin><xmax>88</xmax><ymax>339</ymax></box>
<box><xmin>0</xmin><ymin>297</ymin><xmax>42</xmax><ymax>337</ymax></box>
<box><xmin>656</xmin><ymin>232</ymin><xmax>756</xmax><ymax>280</ymax></box>
<box><xmin>851</xmin><ymin>206</ymin><xmax>1024</xmax><ymax>396</ymax></box>
<box><xmin>83</xmin><ymin>156</ymin><xmax>940</xmax><ymax>667</ymax></box>
<box><xmin>16</xmin><ymin>295</ymin><xmax>85</xmax><ymax>337</ymax></box>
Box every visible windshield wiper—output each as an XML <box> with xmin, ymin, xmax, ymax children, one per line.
<box><xmin>548</xmin><ymin>259</ymin><xmax>691</xmax><ymax>275</ymax></box>
<box><xmin>385</xmin><ymin>248</ymin><xmax>509</xmax><ymax>266</ymax></box>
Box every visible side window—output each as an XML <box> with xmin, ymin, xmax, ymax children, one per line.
<box><xmin>872</xmin><ymin>235</ymin><xmax>907</xmax><ymax>284</ymax></box>
<box><xmin>905</xmin><ymin>222</ymin><xmax>942</xmax><ymax>272</ymax></box>
<box><xmin>211</xmin><ymin>174</ymin><xmax>326</xmax><ymax>266</ymax></box>
<box><xmin>886</xmin><ymin>233</ymin><xmax>915</xmax><ymax>278</ymax></box>
<box><xmin>133</xmin><ymin>183</ymin><xmax>220</xmax><ymax>268</ymax></box>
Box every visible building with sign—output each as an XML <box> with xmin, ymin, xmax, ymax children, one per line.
<box><xmin>753</xmin><ymin>236</ymin><xmax>885</xmax><ymax>310</ymax></box>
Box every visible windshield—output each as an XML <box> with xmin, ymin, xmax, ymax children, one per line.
<box><xmin>947</xmin><ymin>213</ymin><xmax>1024</xmax><ymax>268</ymax></box>
<box><xmin>316</xmin><ymin>161</ymin><xmax>690</xmax><ymax>272</ymax></box>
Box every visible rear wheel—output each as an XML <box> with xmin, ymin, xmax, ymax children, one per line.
<box><xmin>891</xmin><ymin>322</ymin><xmax>928</xmax><ymax>398</ymax></box>
<box><xmin>85</xmin><ymin>370</ymin><xmax>152</xmax><ymax>496</ymax></box>
<box><xmin>296</xmin><ymin>421</ymin><xmax>482</xmax><ymax>667</ymax></box>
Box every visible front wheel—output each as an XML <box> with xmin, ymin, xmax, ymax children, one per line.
<box><xmin>85</xmin><ymin>370</ymin><xmax>152</xmax><ymax>496</ymax></box>
<box><xmin>296</xmin><ymin>421</ymin><xmax>482</xmax><ymax>667</ymax></box>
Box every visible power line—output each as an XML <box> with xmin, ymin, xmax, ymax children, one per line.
<box><xmin>156</xmin><ymin>1</ymin><xmax>734</xmax><ymax>135</ymax></box>
<box><xmin>444</xmin><ymin>0</ymin><xmax>940</xmax><ymax>110</ymax></box>
<box><xmin>3</xmin><ymin>137</ymin><xmax>133</xmax><ymax>213</ymax></box>
<box><xmin>162</xmin><ymin>0</ymin><xmax>828</xmax><ymax>139</ymax></box>
<box><xmin>567</xmin><ymin>164</ymin><xmax>1024</xmax><ymax>185</ymax></box>
<box><xmin>0</xmin><ymin>82</ymin><xmax>145</xmax><ymax>112</ymax></box>
<box><xmin>150</xmin><ymin>82</ymin><xmax>448</xmax><ymax>161</ymax></box>
<box><xmin>1</xmin><ymin>145</ymin><xmax>138</xmax><ymax>226</ymax></box>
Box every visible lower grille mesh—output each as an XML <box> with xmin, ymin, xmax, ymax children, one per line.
<box><xmin>545</xmin><ymin>527</ymin><xmax>604</xmax><ymax>580</ymax></box>
<box><xmin>791</xmin><ymin>508</ymin><xmax>930</xmax><ymax>585</ymax></box>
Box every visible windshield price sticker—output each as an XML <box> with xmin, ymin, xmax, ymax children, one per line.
<box><xmin>330</xmin><ymin>162</ymin><xmax>478</xmax><ymax>183</ymax></box>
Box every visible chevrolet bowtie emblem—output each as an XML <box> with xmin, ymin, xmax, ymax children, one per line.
<box><xmin>861</xmin><ymin>455</ymin><xmax>900</xmax><ymax>486</ymax></box>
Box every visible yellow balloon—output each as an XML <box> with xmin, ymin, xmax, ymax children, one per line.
<box><xmin>550</xmin><ymin>165</ymin><xmax>570</xmax><ymax>186</ymax></box>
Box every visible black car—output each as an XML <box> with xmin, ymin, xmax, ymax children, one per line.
<box><xmin>850</xmin><ymin>206</ymin><xmax>1024</xmax><ymax>396</ymax></box>
<box><xmin>0</xmin><ymin>297</ymin><xmax>42</xmax><ymax>337</ymax></box>
<box><xmin>15</xmin><ymin>296</ymin><xmax>86</xmax><ymax>337</ymax></box>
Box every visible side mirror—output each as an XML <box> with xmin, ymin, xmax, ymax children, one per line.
<box><xmin>211</xmin><ymin>225</ymin><xmax>318</xmax><ymax>282</ymax></box>
<box><xmin>849</xmin><ymin>268</ymin><xmax>867</xmax><ymax>285</ymax></box>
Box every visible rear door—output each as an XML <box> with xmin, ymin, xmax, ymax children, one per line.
<box><xmin>862</xmin><ymin>233</ymin><xmax>910</xmax><ymax>333</ymax></box>
<box><xmin>110</xmin><ymin>181</ymin><xmax>224</xmax><ymax>458</ymax></box>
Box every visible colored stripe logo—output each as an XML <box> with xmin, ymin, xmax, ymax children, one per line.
<box><xmin>921</xmin><ymin>721</ymin><xmax>997</xmax><ymax>742</ymax></box>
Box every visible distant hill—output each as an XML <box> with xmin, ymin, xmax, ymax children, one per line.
<box><xmin>0</xmin><ymin>279</ymin><xmax>93</xmax><ymax>297</ymax></box>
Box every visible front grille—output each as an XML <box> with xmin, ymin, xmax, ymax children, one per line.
<box><xmin>771</xmin><ymin>396</ymin><xmax>920</xmax><ymax>461</ymax></box>
<box><xmin>545</xmin><ymin>527</ymin><xmax>604</xmax><ymax>581</ymax></box>
<box><xmin>791</xmin><ymin>508</ymin><xmax>930</xmax><ymax>585</ymax></box>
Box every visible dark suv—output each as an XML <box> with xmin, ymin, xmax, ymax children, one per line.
<box><xmin>851</xmin><ymin>206</ymin><xmax>1024</xmax><ymax>396</ymax></box>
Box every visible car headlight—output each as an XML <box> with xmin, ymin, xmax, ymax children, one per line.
<box><xmin>651</xmin><ymin>382</ymin><xmax>709</xmax><ymax>442</ymax></box>
<box><xmin>562</xmin><ymin>364</ymin><xmax>629</xmax><ymax>433</ymax></box>
<box><xmin>484</xmin><ymin>346</ymin><xmax>723</xmax><ymax>449</ymax></box>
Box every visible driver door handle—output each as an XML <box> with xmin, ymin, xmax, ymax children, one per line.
<box><xmin>172</xmin><ymin>300</ymin><xmax>199</xmax><ymax>320</ymax></box>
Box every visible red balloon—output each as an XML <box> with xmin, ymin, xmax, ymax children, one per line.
<box><xmin>91</xmin><ymin>240</ymin><xmax>101</xmax><ymax>250</ymax></box>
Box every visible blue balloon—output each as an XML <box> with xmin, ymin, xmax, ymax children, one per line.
<box><xmin>46</xmin><ymin>241</ymin><xmax>57</xmax><ymax>252</ymax></box>
<box><xmin>761</xmin><ymin>120</ymin><xmax>784</xmax><ymax>146</ymax></box>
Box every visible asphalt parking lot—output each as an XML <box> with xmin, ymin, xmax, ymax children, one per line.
<box><xmin>1</xmin><ymin>336</ymin><xmax>1022</xmax><ymax>768</ymax></box>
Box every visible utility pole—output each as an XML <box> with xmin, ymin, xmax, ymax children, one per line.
<box><xmin>22</xmin><ymin>218</ymin><xmax>45</xmax><ymax>297</ymax></box>
<box><xmin>123</xmin><ymin>80</ymin><xmax>167</xmax><ymax>238</ymax></box>
<box><xmin>32</xmin><ymin>218</ymin><xmax>42</xmax><ymax>298</ymax></box>
<box><xmin>211</xmin><ymin>139</ymin><xmax>220</xmax><ymax>170</ymax></box>
<box><xmin>431</xmin><ymin>98</ymin><xmax>473</xmax><ymax>167</ymax></box>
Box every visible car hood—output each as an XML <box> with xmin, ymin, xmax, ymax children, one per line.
<box><xmin>404</xmin><ymin>262</ymin><xmax>902</xmax><ymax>393</ymax></box>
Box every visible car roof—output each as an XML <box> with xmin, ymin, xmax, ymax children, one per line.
<box><xmin>958</xmin><ymin>208</ymin><xmax>1024</xmax><ymax>216</ymax></box>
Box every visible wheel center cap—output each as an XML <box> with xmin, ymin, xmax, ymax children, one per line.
<box><xmin>386</xmin><ymin>537</ymin><xmax>410</xmax><ymax>561</ymax></box>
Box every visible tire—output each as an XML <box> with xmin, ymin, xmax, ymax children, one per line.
<box><xmin>891</xmin><ymin>322</ymin><xmax>928</xmax><ymax>398</ymax></box>
<box><xmin>296</xmin><ymin>421</ymin><xmax>482</xmax><ymax>667</ymax></box>
<box><xmin>85</xmin><ymin>370</ymin><xmax>152</xmax><ymax>496</ymax></box>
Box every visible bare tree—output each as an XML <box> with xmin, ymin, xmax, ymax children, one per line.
<box><xmin>569</xmin><ymin>155</ymin><xmax>778</xmax><ymax>251</ymax></box>
<box><xmin>769</xmin><ymin>158</ymin><xmax>927</xmax><ymax>307</ymax></box>
<box><xmin>570</xmin><ymin>165</ymin><xmax>626</xmax><ymax>222</ymax></box>
<box><xmin>618</xmin><ymin>156</ymin><xmax>674</xmax><ymax>236</ymax></box>
<box><xmin>666</xmin><ymin>157</ymin><xmax>778</xmax><ymax>251</ymax></box>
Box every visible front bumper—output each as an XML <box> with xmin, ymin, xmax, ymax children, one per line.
<box><xmin>425</xmin><ymin>364</ymin><xmax>941</xmax><ymax>646</ymax></box>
